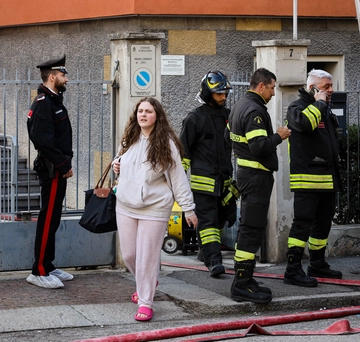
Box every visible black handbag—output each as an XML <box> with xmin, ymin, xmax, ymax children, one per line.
<box><xmin>79</xmin><ymin>162</ymin><xmax>117</xmax><ymax>233</ymax></box>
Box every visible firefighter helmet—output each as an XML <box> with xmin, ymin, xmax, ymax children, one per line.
<box><xmin>197</xmin><ymin>71</ymin><xmax>232</xmax><ymax>105</ymax></box>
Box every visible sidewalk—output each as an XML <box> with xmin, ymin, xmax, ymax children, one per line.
<box><xmin>1</xmin><ymin>250</ymin><xmax>360</xmax><ymax>340</ymax></box>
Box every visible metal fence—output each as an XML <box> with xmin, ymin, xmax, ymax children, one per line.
<box><xmin>1</xmin><ymin>70</ymin><xmax>360</xmax><ymax>224</ymax></box>
<box><xmin>0</xmin><ymin>70</ymin><xmax>112</xmax><ymax>221</ymax></box>
<box><xmin>336</xmin><ymin>91</ymin><xmax>360</xmax><ymax>224</ymax></box>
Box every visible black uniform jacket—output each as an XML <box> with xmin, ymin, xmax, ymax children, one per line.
<box><xmin>227</xmin><ymin>91</ymin><xmax>282</xmax><ymax>172</ymax></box>
<box><xmin>27</xmin><ymin>84</ymin><xmax>73</xmax><ymax>175</ymax></box>
<box><xmin>180</xmin><ymin>104</ymin><xmax>233</xmax><ymax>196</ymax></box>
<box><xmin>286</xmin><ymin>88</ymin><xmax>341</xmax><ymax>192</ymax></box>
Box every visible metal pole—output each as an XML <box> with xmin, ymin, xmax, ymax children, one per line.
<box><xmin>293</xmin><ymin>0</ymin><xmax>298</xmax><ymax>40</ymax></box>
<box><xmin>355</xmin><ymin>0</ymin><xmax>360</xmax><ymax>33</ymax></box>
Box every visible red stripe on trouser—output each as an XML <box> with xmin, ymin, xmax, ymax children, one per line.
<box><xmin>38</xmin><ymin>172</ymin><xmax>59</xmax><ymax>276</ymax></box>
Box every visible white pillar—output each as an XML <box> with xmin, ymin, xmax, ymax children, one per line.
<box><xmin>110</xmin><ymin>32</ymin><xmax>165</xmax><ymax>267</ymax></box>
<box><xmin>252</xmin><ymin>39</ymin><xmax>310</xmax><ymax>262</ymax></box>
<box><xmin>110</xmin><ymin>32</ymin><xmax>164</xmax><ymax>142</ymax></box>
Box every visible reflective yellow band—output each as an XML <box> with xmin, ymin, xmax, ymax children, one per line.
<box><xmin>201</xmin><ymin>236</ymin><xmax>221</xmax><ymax>244</ymax></box>
<box><xmin>246</xmin><ymin>129</ymin><xmax>267</xmax><ymax>141</ymax></box>
<box><xmin>182</xmin><ymin>158</ymin><xmax>191</xmax><ymax>171</ymax></box>
<box><xmin>222</xmin><ymin>178</ymin><xmax>231</xmax><ymax>192</ymax></box>
<box><xmin>199</xmin><ymin>228</ymin><xmax>221</xmax><ymax>245</ymax></box>
<box><xmin>223</xmin><ymin>178</ymin><xmax>232</xmax><ymax>187</ymax></box>
<box><xmin>302</xmin><ymin>104</ymin><xmax>321</xmax><ymax>131</ymax></box>
<box><xmin>190</xmin><ymin>175</ymin><xmax>215</xmax><ymax>185</ymax></box>
<box><xmin>222</xmin><ymin>192</ymin><xmax>233</xmax><ymax>206</ymax></box>
<box><xmin>234</xmin><ymin>249</ymin><xmax>255</xmax><ymax>262</ymax></box>
<box><xmin>288</xmin><ymin>237</ymin><xmax>307</xmax><ymax>249</ymax></box>
<box><xmin>190</xmin><ymin>183</ymin><xmax>214</xmax><ymax>192</ymax></box>
<box><xmin>237</xmin><ymin>158</ymin><xmax>270</xmax><ymax>172</ymax></box>
<box><xmin>290</xmin><ymin>174</ymin><xmax>333</xmax><ymax>190</ymax></box>
<box><xmin>199</xmin><ymin>228</ymin><xmax>220</xmax><ymax>238</ymax></box>
<box><xmin>229</xmin><ymin>182</ymin><xmax>240</xmax><ymax>198</ymax></box>
<box><xmin>190</xmin><ymin>174</ymin><xmax>215</xmax><ymax>193</ymax></box>
<box><xmin>230</xmin><ymin>131</ymin><xmax>247</xmax><ymax>143</ymax></box>
<box><xmin>308</xmin><ymin>237</ymin><xmax>327</xmax><ymax>250</ymax></box>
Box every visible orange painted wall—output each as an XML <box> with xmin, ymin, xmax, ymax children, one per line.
<box><xmin>0</xmin><ymin>0</ymin><xmax>356</xmax><ymax>27</ymax></box>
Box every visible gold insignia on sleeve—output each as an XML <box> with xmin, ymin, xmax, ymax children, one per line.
<box><xmin>254</xmin><ymin>116</ymin><xmax>262</xmax><ymax>124</ymax></box>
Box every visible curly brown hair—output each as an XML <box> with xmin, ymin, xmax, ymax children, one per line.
<box><xmin>119</xmin><ymin>97</ymin><xmax>184</xmax><ymax>173</ymax></box>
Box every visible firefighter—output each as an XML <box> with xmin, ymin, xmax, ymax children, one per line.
<box><xmin>227</xmin><ymin>68</ymin><xmax>290</xmax><ymax>303</ymax></box>
<box><xmin>284</xmin><ymin>69</ymin><xmax>342</xmax><ymax>287</ymax></box>
<box><xmin>179</xmin><ymin>71</ymin><xmax>237</xmax><ymax>277</ymax></box>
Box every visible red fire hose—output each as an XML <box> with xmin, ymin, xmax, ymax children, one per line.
<box><xmin>161</xmin><ymin>261</ymin><xmax>360</xmax><ymax>286</ymax></box>
<box><xmin>76</xmin><ymin>306</ymin><xmax>360</xmax><ymax>342</ymax></box>
<box><xmin>182</xmin><ymin>319</ymin><xmax>360</xmax><ymax>341</ymax></box>
<box><xmin>75</xmin><ymin>262</ymin><xmax>360</xmax><ymax>342</ymax></box>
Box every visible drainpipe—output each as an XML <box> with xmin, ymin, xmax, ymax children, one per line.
<box><xmin>293</xmin><ymin>0</ymin><xmax>298</xmax><ymax>40</ymax></box>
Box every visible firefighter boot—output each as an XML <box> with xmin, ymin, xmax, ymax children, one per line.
<box><xmin>203</xmin><ymin>242</ymin><xmax>225</xmax><ymax>277</ymax></box>
<box><xmin>197</xmin><ymin>249</ymin><xmax>204</xmax><ymax>263</ymax></box>
<box><xmin>233</xmin><ymin>261</ymin><xmax>272</xmax><ymax>295</ymax></box>
<box><xmin>208</xmin><ymin>260</ymin><xmax>225</xmax><ymax>277</ymax></box>
<box><xmin>284</xmin><ymin>247</ymin><xmax>318</xmax><ymax>287</ymax></box>
<box><xmin>230</xmin><ymin>261</ymin><xmax>272</xmax><ymax>303</ymax></box>
<box><xmin>307</xmin><ymin>248</ymin><xmax>342</xmax><ymax>279</ymax></box>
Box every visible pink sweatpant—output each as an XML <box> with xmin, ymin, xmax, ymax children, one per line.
<box><xmin>116</xmin><ymin>212</ymin><xmax>168</xmax><ymax>308</ymax></box>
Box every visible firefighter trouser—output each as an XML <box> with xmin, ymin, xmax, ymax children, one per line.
<box><xmin>234</xmin><ymin>168</ymin><xmax>274</xmax><ymax>262</ymax></box>
<box><xmin>193</xmin><ymin>192</ymin><xmax>226</xmax><ymax>266</ymax></box>
<box><xmin>32</xmin><ymin>169</ymin><xmax>67</xmax><ymax>276</ymax></box>
<box><xmin>288</xmin><ymin>192</ymin><xmax>336</xmax><ymax>252</ymax></box>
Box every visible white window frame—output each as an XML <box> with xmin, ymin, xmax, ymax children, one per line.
<box><xmin>307</xmin><ymin>55</ymin><xmax>344</xmax><ymax>91</ymax></box>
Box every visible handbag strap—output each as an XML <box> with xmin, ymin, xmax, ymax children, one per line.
<box><xmin>95</xmin><ymin>162</ymin><xmax>112</xmax><ymax>189</ymax></box>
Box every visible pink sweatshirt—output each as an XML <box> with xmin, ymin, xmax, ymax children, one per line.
<box><xmin>114</xmin><ymin>134</ymin><xmax>195</xmax><ymax>219</ymax></box>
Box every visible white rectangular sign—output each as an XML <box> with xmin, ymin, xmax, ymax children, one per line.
<box><xmin>130</xmin><ymin>45</ymin><xmax>156</xmax><ymax>97</ymax></box>
<box><xmin>161</xmin><ymin>55</ymin><xmax>185</xmax><ymax>75</ymax></box>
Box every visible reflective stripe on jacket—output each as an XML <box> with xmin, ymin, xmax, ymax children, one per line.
<box><xmin>226</xmin><ymin>91</ymin><xmax>282</xmax><ymax>172</ymax></box>
<box><xmin>179</xmin><ymin>104</ymin><xmax>233</xmax><ymax>196</ymax></box>
<box><xmin>286</xmin><ymin>88</ymin><xmax>341</xmax><ymax>192</ymax></box>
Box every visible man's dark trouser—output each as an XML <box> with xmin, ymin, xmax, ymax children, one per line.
<box><xmin>194</xmin><ymin>192</ymin><xmax>226</xmax><ymax>266</ymax></box>
<box><xmin>288</xmin><ymin>192</ymin><xmax>336</xmax><ymax>248</ymax></box>
<box><xmin>32</xmin><ymin>169</ymin><xmax>67</xmax><ymax>276</ymax></box>
<box><xmin>235</xmin><ymin>168</ymin><xmax>273</xmax><ymax>257</ymax></box>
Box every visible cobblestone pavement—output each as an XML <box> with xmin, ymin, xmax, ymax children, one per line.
<box><xmin>0</xmin><ymin>268</ymin><xmax>170</xmax><ymax>310</ymax></box>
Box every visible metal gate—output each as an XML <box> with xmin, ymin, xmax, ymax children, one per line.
<box><xmin>1</xmin><ymin>70</ymin><xmax>359</xmax><ymax>270</ymax></box>
<box><xmin>0</xmin><ymin>70</ymin><xmax>116</xmax><ymax>271</ymax></box>
<box><xmin>220</xmin><ymin>73</ymin><xmax>250</xmax><ymax>249</ymax></box>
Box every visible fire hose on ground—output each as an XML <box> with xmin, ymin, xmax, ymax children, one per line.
<box><xmin>76</xmin><ymin>262</ymin><xmax>360</xmax><ymax>342</ymax></box>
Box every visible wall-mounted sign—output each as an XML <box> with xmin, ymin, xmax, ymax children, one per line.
<box><xmin>130</xmin><ymin>45</ymin><xmax>156</xmax><ymax>97</ymax></box>
<box><xmin>161</xmin><ymin>55</ymin><xmax>185</xmax><ymax>75</ymax></box>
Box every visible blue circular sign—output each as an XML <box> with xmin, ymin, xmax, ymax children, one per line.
<box><xmin>134</xmin><ymin>68</ymin><xmax>152</xmax><ymax>89</ymax></box>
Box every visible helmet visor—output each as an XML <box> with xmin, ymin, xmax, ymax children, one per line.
<box><xmin>206</xmin><ymin>72</ymin><xmax>232</xmax><ymax>93</ymax></box>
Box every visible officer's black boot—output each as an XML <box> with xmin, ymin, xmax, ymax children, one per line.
<box><xmin>307</xmin><ymin>247</ymin><xmax>342</xmax><ymax>279</ymax></box>
<box><xmin>284</xmin><ymin>247</ymin><xmax>318</xmax><ymax>287</ymax></box>
<box><xmin>230</xmin><ymin>260</ymin><xmax>272</xmax><ymax>303</ymax></box>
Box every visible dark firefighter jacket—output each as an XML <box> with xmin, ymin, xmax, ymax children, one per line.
<box><xmin>179</xmin><ymin>104</ymin><xmax>233</xmax><ymax>197</ymax></box>
<box><xmin>286</xmin><ymin>87</ymin><xmax>341</xmax><ymax>192</ymax></box>
<box><xmin>226</xmin><ymin>91</ymin><xmax>282</xmax><ymax>172</ymax></box>
<box><xmin>27</xmin><ymin>84</ymin><xmax>73</xmax><ymax>175</ymax></box>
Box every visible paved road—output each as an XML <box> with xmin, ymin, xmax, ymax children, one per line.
<box><xmin>1</xmin><ymin>250</ymin><xmax>360</xmax><ymax>341</ymax></box>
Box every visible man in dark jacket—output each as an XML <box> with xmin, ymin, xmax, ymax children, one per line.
<box><xmin>180</xmin><ymin>71</ymin><xmax>237</xmax><ymax>277</ymax></box>
<box><xmin>227</xmin><ymin>68</ymin><xmax>291</xmax><ymax>303</ymax></box>
<box><xmin>284</xmin><ymin>69</ymin><xmax>342</xmax><ymax>287</ymax></box>
<box><xmin>26</xmin><ymin>55</ymin><xmax>74</xmax><ymax>288</ymax></box>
